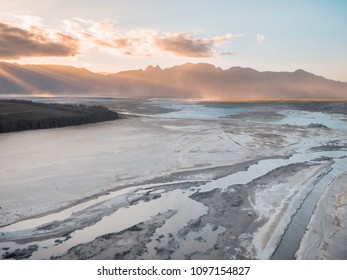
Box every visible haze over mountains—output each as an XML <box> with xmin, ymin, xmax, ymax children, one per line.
<box><xmin>0</xmin><ymin>62</ymin><xmax>346</xmax><ymax>100</ymax></box>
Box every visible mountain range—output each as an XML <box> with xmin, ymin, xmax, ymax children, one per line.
<box><xmin>0</xmin><ymin>62</ymin><xmax>346</xmax><ymax>100</ymax></box>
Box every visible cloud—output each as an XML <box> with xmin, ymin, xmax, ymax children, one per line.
<box><xmin>154</xmin><ymin>33</ymin><xmax>233</xmax><ymax>58</ymax></box>
<box><xmin>94</xmin><ymin>29</ymin><xmax>156</xmax><ymax>56</ymax></box>
<box><xmin>66</xmin><ymin>19</ymin><xmax>235</xmax><ymax>58</ymax></box>
<box><xmin>0</xmin><ymin>15</ymin><xmax>240</xmax><ymax>59</ymax></box>
<box><xmin>257</xmin><ymin>34</ymin><xmax>265</xmax><ymax>43</ymax></box>
<box><xmin>0</xmin><ymin>21</ymin><xmax>79</xmax><ymax>59</ymax></box>
<box><xmin>63</xmin><ymin>19</ymin><xmax>156</xmax><ymax>56</ymax></box>
<box><xmin>221</xmin><ymin>52</ymin><xmax>235</xmax><ymax>56</ymax></box>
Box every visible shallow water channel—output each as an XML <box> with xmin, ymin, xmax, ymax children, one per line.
<box><xmin>272</xmin><ymin>153</ymin><xmax>347</xmax><ymax>259</ymax></box>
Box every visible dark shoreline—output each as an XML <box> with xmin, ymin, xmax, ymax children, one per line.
<box><xmin>0</xmin><ymin>99</ymin><xmax>119</xmax><ymax>133</ymax></box>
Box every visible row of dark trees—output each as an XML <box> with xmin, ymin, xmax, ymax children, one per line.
<box><xmin>0</xmin><ymin>100</ymin><xmax>119</xmax><ymax>133</ymax></box>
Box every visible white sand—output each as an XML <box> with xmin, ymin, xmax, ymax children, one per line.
<box><xmin>0</xmin><ymin>117</ymin><xmax>256</xmax><ymax>227</ymax></box>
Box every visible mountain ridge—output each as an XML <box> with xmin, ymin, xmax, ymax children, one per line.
<box><xmin>0</xmin><ymin>62</ymin><xmax>346</xmax><ymax>100</ymax></box>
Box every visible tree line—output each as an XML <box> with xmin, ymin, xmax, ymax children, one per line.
<box><xmin>0</xmin><ymin>100</ymin><xmax>119</xmax><ymax>133</ymax></box>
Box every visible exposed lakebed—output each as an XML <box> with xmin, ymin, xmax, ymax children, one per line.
<box><xmin>1</xmin><ymin>99</ymin><xmax>347</xmax><ymax>259</ymax></box>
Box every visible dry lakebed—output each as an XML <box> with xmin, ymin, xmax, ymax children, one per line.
<box><xmin>1</xmin><ymin>99</ymin><xmax>347</xmax><ymax>260</ymax></box>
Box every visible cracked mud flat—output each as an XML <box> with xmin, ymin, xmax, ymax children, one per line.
<box><xmin>1</xmin><ymin>99</ymin><xmax>347</xmax><ymax>259</ymax></box>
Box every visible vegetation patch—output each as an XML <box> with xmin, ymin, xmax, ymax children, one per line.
<box><xmin>0</xmin><ymin>100</ymin><xmax>119</xmax><ymax>133</ymax></box>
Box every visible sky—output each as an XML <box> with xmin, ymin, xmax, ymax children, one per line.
<box><xmin>0</xmin><ymin>0</ymin><xmax>346</xmax><ymax>81</ymax></box>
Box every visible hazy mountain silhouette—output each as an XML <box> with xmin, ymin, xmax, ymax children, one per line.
<box><xmin>0</xmin><ymin>62</ymin><xmax>115</xmax><ymax>95</ymax></box>
<box><xmin>0</xmin><ymin>62</ymin><xmax>346</xmax><ymax>100</ymax></box>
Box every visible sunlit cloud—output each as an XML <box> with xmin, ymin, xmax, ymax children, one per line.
<box><xmin>257</xmin><ymin>34</ymin><xmax>265</xmax><ymax>43</ymax></box>
<box><xmin>0</xmin><ymin>19</ymin><xmax>79</xmax><ymax>59</ymax></box>
<box><xmin>63</xmin><ymin>19</ymin><xmax>158</xmax><ymax>56</ymax></box>
<box><xmin>154</xmin><ymin>33</ymin><xmax>233</xmax><ymax>58</ymax></box>
<box><xmin>64</xmin><ymin>19</ymin><xmax>236</xmax><ymax>58</ymax></box>
<box><xmin>0</xmin><ymin>14</ymin><xmax>241</xmax><ymax>60</ymax></box>
<box><xmin>0</xmin><ymin>14</ymin><xmax>43</xmax><ymax>29</ymax></box>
